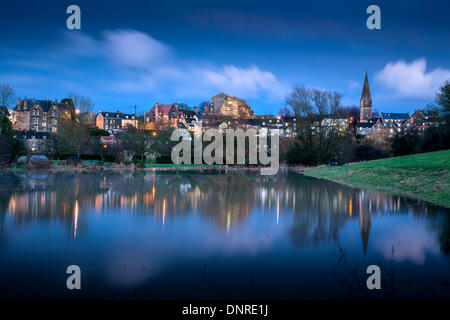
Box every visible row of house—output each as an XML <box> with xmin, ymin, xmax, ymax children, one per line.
<box><xmin>355</xmin><ymin>72</ymin><xmax>441</xmax><ymax>139</ymax></box>
<box><xmin>96</xmin><ymin>111</ymin><xmax>137</xmax><ymax>132</ymax></box>
<box><xmin>2</xmin><ymin>75</ymin><xmax>443</xmax><ymax>154</ymax></box>
<box><xmin>356</xmin><ymin>111</ymin><xmax>441</xmax><ymax>138</ymax></box>
<box><xmin>9</xmin><ymin>98</ymin><xmax>72</xmax><ymax>133</ymax></box>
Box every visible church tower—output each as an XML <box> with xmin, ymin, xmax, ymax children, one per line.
<box><xmin>360</xmin><ymin>72</ymin><xmax>372</xmax><ymax>122</ymax></box>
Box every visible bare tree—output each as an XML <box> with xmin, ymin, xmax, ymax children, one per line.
<box><xmin>328</xmin><ymin>91</ymin><xmax>342</xmax><ymax>117</ymax></box>
<box><xmin>0</xmin><ymin>84</ymin><xmax>15</xmax><ymax>107</ymax></box>
<box><xmin>278</xmin><ymin>105</ymin><xmax>293</xmax><ymax>117</ymax></box>
<box><xmin>67</xmin><ymin>93</ymin><xmax>95</xmax><ymax>113</ymax></box>
<box><xmin>312</xmin><ymin>89</ymin><xmax>329</xmax><ymax>115</ymax></box>
<box><xmin>285</xmin><ymin>86</ymin><xmax>314</xmax><ymax>117</ymax></box>
<box><xmin>284</xmin><ymin>86</ymin><xmax>350</xmax><ymax>165</ymax></box>
<box><xmin>287</xmin><ymin>87</ymin><xmax>344</xmax><ymax>117</ymax></box>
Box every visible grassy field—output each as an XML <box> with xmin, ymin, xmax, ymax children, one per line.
<box><xmin>303</xmin><ymin>149</ymin><xmax>450</xmax><ymax>208</ymax></box>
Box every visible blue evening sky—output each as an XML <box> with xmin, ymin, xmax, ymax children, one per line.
<box><xmin>0</xmin><ymin>0</ymin><xmax>449</xmax><ymax>115</ymax></box>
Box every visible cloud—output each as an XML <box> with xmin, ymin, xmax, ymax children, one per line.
<box><xmin>202</xmin><ymin>65</ymin><xmax>289</xmax><ymax>100</ymax></box>
<box><xmin>103</xmin><ymin>30</ymin><xmax>173</xmax><ymax>69</ymax></box>
<box><xmin>375</xmin><ymin>58</ymin><xmax>450</xmax><ymax>98</ymax></box>
<box><xmin>373</xmin><ymin>222</ymin><xmax>440</xmax><ymax>265</ymax></box>
<box><xmin>58</xmin><ymin>32</ymin><xmax>102</xmax><ymax>57</ymax></box>
<box><xmin>3</xmin><ymin>29</ymin><xmax>290</xmax><ymax>109</ymax></box>
<box><xmin>48</xmin><ymin>29</ymin><xmax>289</xmax><ymax>102</ymax></box>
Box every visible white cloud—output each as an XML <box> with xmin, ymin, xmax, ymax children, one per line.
<box><xmin>374</xmin><ymin>222</ymin><xmax>440</xmax><ymax>265</ymax></box>
<box><xmin>5</xmin><ymin>29</ymin><xmax>290</xmax><ymax>106</ymax></box>
<box><xmin>375</xmin><ymin>58</ymin><xmax>450</xmax><ymax>98</ymax></box>
<box><xmin>80</xmin><ymin>29</ymin><xmax>288</xmax><ymax>102</ymax></box>
<box><xmin>202</xmin><ymin>65</ymin><xmax>289</xmax><ymax>100</ymax></box>
<box><xmin>103</xmin><ymin>30</ymin><xmax>173</xmax><ymax>69</ymax></box>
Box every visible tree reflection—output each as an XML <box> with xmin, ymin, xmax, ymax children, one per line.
<box><xmin>0</xmin><ymin>170</ymin><xmax>448</xmax><ymax>255</ymax></box>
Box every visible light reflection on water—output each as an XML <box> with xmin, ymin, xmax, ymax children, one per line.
<box><xmin>0</xmin><ymin>170</ymin><xmax>448</xmax><ymax>299</ymax></box>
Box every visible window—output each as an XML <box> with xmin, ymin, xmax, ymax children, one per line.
<box><xmin>32</xmin><ymin>110</ymin><xmax>35</xmax><ymax>115</ymax></box>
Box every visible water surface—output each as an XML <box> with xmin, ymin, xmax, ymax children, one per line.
<box><xmin>0</xmin><ymin>170</ymin><xmax>448</xmax><ymax>299</ymax></box>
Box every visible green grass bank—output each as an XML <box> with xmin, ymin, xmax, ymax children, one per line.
<box><xmin>303</xmin><ymin>149</ymin><xmax>450</xmax><ymax>208</ymax></box>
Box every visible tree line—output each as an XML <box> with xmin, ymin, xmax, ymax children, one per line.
<box><xmin>283</xmin><ymin>81</ymin><xmax>450</xmax><ymax>165</ymax></box>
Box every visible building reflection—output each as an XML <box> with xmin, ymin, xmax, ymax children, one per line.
<box><xmin>0</xmin><ymin>171</ymin><xmax>448</xmax><ymax>255</ymax></box>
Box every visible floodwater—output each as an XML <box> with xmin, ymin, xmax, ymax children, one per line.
<box><xmin>0</xmin><ymin>170</ymin><xmax>448</xmax><ymax>299</ymax></box>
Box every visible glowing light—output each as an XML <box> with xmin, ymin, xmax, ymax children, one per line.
<box><xmin>276</xmin><ymin>194</ymin><xmax>280</xmax><ymax>225</ymax></box>
<box><xmin>74</xmin><ymin>200</ymin><xmax>79</xmax><ymax>238</ymax></box>
<box><xmin>162</xmin><ymin>198</ymin><xmax>166</xmax><ymax>226</ymax></box>
<box><xmin>349</xmin><ymin>198</ymin><xmax>353</xmax><ymax>217</ymax></box>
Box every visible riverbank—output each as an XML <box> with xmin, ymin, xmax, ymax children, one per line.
<box><xmin>3</xmin><ymin>162</ymin><xmax>305</xmax><ymax>173</ymax></box>
<box><xmin>302</xmin><ymin>149</ymin><xmax>450</xmax><ymax>208</ymax></box>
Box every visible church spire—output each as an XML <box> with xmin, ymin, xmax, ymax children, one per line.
<box><xmin>361</xmin><ymin>72</ymin><xmax>371</xmax><ymax>100</ymax></box>
<box><xmin>359</xmin><ymin>72</ymin><xmax>373</xmax><ymax>121</ymax></box>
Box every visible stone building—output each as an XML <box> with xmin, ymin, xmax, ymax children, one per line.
<box><xmin>96</xmin><ymin>111</ymin><xmax>136</xmax><ymax>133</ymax></box>
<box><xmin>12</xmin><ymin>98</ymin><xmax>72</xmax><ymax>133</ymax></box>
<box><xmin>409</xmin><ymin>109</ymin><xmax>441</xmax><ymax>134</ymax></box>
<box><xmin>360</xmin><ymin>72</ymin><xmax>372</xmax><ymax>122</ymax></box>
<box><xmin>207</xmin><ymin>93</ymin><xmax>255</xmax><ymax>119</ymax></box>
<box><xmin>145</xmin><ymin>103</ymin><xmax>180</xmax><ymax>129</ymax></box>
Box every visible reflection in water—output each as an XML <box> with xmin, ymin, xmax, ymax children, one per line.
<box><xmin>1</xmin><ymin>171</ymin><xmax>449</xmax><ymax>253</ymax></box>
<box><xmin>0</xmin><ymin>170</ymin><xmax>448</xmax><ymax>299</ymax></box>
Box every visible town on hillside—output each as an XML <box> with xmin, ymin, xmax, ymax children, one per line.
<box><xmin>0</xmin><ymin>73</ymin><xmax>444</xmax><ymax>162</ymax></box>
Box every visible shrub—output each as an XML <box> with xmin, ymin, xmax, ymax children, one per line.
<box><xmin>390</xmin><ymin>132</ymin><xmax>422</xmax><ymax>156</ymax></box>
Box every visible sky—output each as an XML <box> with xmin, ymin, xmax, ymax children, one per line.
<box><xmin>0</xmin><ymin>0</ymin><xmax>449</xmax><ymax>115</ymax></box>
